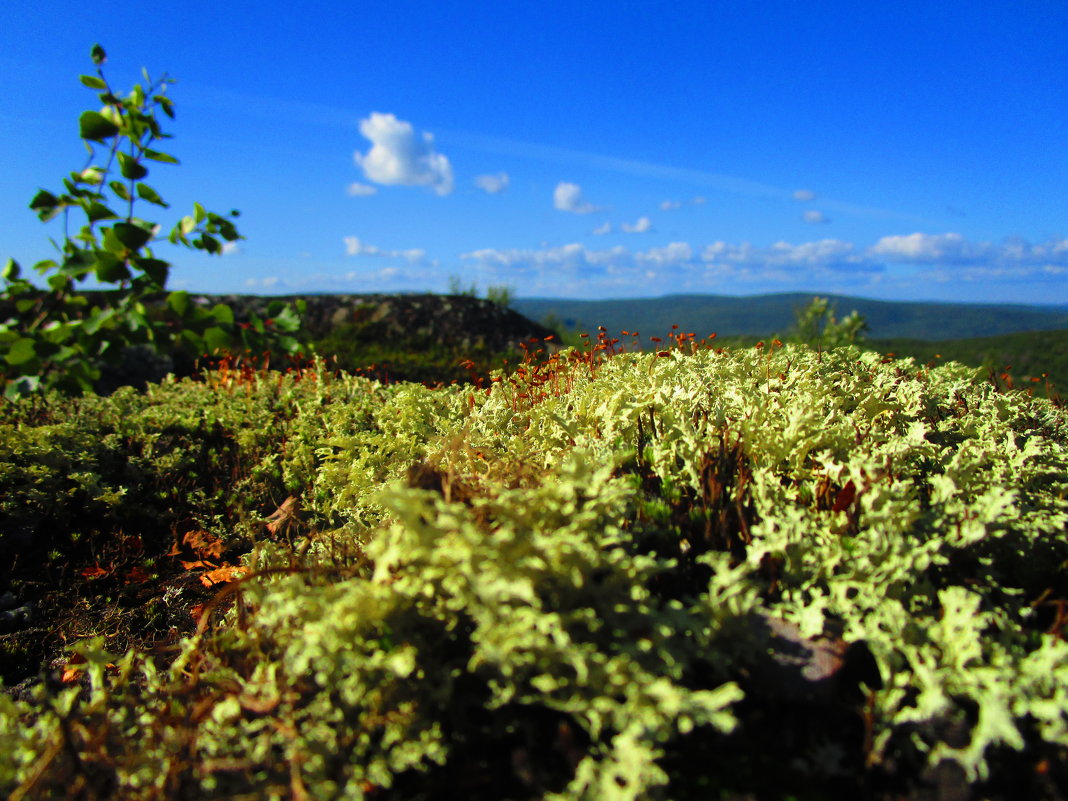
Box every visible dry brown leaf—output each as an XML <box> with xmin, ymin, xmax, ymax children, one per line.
<box><xmin>200</xmin><ymin>565</ymin><xmax>248</xmax><ymax>587</ymax></box>
<box><xmin>183</xmin><ymin>529</ymin><xmax>224</xmax><ymax>561</ymax></box>
<box><xmin>124</xmin><ymin>566</ymin><xmax>151</xmax><ymax>584</ymax></box>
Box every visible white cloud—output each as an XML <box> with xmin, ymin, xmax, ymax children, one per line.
<box><xmin>692</xmin><ymin>196</ymin><xmax>708</xmax><ymax>205</ymax></box>
<box><xmin>353</xmin><ymin>112</ymin><xmax>454</xmax><ymax>195</ymax></box>
<box><xmin>866</xmin><ymin>233</ymin><xmax>1068</xmax><ymax>274</ymax></box>
<box><xmin>343</xmin><ymin>235</ymin><xmax>426</xmax><ymax>263</ymax></box>
<box><xmin>347</xmin><ymin>182</ymin><xmax>378</xmax><ymax>196</ymax></box>
<box><xmin>803</xmin><ymin>210</ymin><xmax>830</xmax><ymax>224</ymax></box>
<box><xmin>793</xmin><ymin>189</ymin><xmax>816</xmax><ymax>202</ymax></box>
<box><xmin>474</xmin><ymin>172</ymin><xmax>509</xmax><ymax>193</ymax></box>
<box><xmin>591</xmin><ymin>222</ymin><xmax>612</xmax><ymax>236</ymax></box>
<box><xmin>660</xmin><ymin>200</ymin><xmax>681</xmax><ymax>211</ymax></box>
<box><xmin>344</xmin><ymin>267</ymin><xmax>400</xmax><ymax>282</ymax></box>
<box><xmin>621</xmin><ymin>216</ymin><xmax>653</xmax><ymax>234</ymax></box>
<box><xmin>460</xmin><ymin>241</ymin><xmax>692</xmax><ymax>275</ymax></box>
<box><xmin>637</xmin><ymin>242</ymin><xmax>692</xmax><ymax>267</ymax></box>
<box><xmin>458</xmin><ymin>233</ymin><xmax>1068</xmax><ymax>297</ymax></box>
<box><xmin>869</xmin><ymin>232</ymin><xmax>975</xmax><ymax>262</ymax></box>
<box><xmin>245</xmin><ymin>276</ymin><xmax>281</xmax><ymax>289</ymax></box>
<box><xmin>701</xmin><ymin>238</ymin><xmax>867</xmax><ymax>272</ymax></box>
<box><xmin>553</xmin><ymin>182</ymin><xmax>601</xmax><ymax>214</ymax></box>
<box><xmin>221</xmin><ymin>242</ymin><xmax>241</xmax><ymax>255</ymax></box>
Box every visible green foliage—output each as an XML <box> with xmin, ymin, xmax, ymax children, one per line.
<box><xmin>484</xmin><ymin>283</ymin><xmax>515</xmax><ymax>308</ymax></box>
<box><xmin>789</xmin><ymin>296</ymin><xmax>868</xmax><ymax>348</ymax></box>
<box><xmin>0</xmin><ymin>45</ymin><xmax>304</xmax><ymax>398</ymax></box>
<box><xmin>446</xmin><ymin>274</ymin><xmax>478</xmax><ymax>297</ymax></box>
<box><xmin>1</xmin><ymin>343</ymin><xmax>1067</xmax><ymax>798</ymax></box>
<box><xmin>0</xmin><ymin>363</ymin><xmax>344</xmax><ymax>571</ymax></box>
<box><xmin>310</xmin><ymin>310</ymin><xmax>515</xmax><ymax>386</ymax></box>
<box><xmin>445</xmin><ymin>275</ymin><xmax>515</xmax><ymax>307</ymax></box>
<box><xmin>867</xmin><ymin>327</ymin><xmax>1068</xmax><ymax>400</ymax></box>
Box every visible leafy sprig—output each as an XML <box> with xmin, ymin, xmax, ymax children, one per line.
<box><xmin>1</xmin><ymin>44</ymin><xmax>304</xmax><ymax>397</ymax></box>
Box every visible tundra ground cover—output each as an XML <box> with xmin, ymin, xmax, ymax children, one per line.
<box><xmin>1</xmin><ymin>337</ymin><xmax>1066</xmax><ymax>800</ymax></box>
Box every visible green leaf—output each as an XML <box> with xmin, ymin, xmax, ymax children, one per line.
<box><xmin>274</xmin><ymin>335</ymin><xmax>302</xmax><ymax>354</ymax></box>
<box><xmin>132</xmin><ymin>256</ymin><xmax>169</xmax><ymax>286</ymax></box>
<box><xmin>102</xmin><ymin>227</ymin><xmax>128</xmax><ymax>255</ymax></box>
<box><xmin>179</xmin><ymin>329</ymin><xmax>205</xmax><ymax>354</ymax></box>
<box><xmin>83</xmin><ymin>307</ymin><xmax>119</xmax><ymax>335</ymax></box>
<box><xmin>135</xmin><ymin>183</ymin><xmax>169</xmax><ymax>207</ymax></box>
<box><xmin>117</xmin><ymin>152</ymin><xmax>148</xmax><ymax>180</ymax></box>
<box><xmin>79</xmin><ymin>110</ymin><xmax>120</xmax><ymax>141</ymax></box>
<box><xmin>85</xmin><ymin>201</ymin><xmax>119</xmax><ymax>222</ymax></box>
<box><xmin>94</xmin><ymin>253</ymin><xmax>130</xmax><ymax>283</ymax></box>
<box><xmin>203</xmin><ymin>326</ymin><xmax>232</xmax><ymax>354</ymax></box>
<box><xmin>78</xmin><ymin>166</ymin><xmax>106</xmax><ymax>185</ymax></box>
<box><xmin>209</xmin><ymin>304</ymin><xmax>235</xmax><ymax>325</ymax></box>
<box><xmin>112</xmin><ymin>222</ymin><xmax>153</xmax><ymax>251</ymax></box>
<box><xmin>29</xmin><ymin>189</ymin><xmax>63</xmax><ymax>222</ymax></box>
<box><xmin>3</xmin><ymin>259</ymin><xmax>20</xmax><ymax>281</ymax></box>
<box><xmin>59</xmin><ymin>250</ymin><xmax>95</xmax><ymax>277</ymax></box>
<box><xmin>167</xmin><ymin>290</ymin><xmax>190</xmax><ymax>317</ymax></box>
<box><xmin>193</xmin><ymin>202</ymin><xmax>206</xmax><ymax>223</ymax></box>
<box><xmin>216</xmin><ymin>219</ymin><xmax>240</xmax><ymax>241</ymax></box>
<box><xmin>197</xmin><ymin>234</ymin><xmax>221</xmax><ymax>254</ymax></box>
<box><xmin>270</xmin><ymin>304</ymin><xmax>302</xmax><ymax>332</ymax></box>
<box><xmin>154</xmin><ymin>95</ymin><xmax>175</xmax><ymax>119</ymax></box>
<box><xmin>79</xmin><ymin>74</ymin><xmax>107</xmax><ymax>90</ymax></box>
<box><xmin>179</xmin><ymin>215</ymin><xmax>197</xmax><ymax>236</ymax></box>
<box><xmin>5</xmin><ymin>338</ymin><xmax>38</xmax><ymax>366</ymax></box>
<box><xmin>90</xmin><ymin>44</ymin><xmax>107</xmax><ymax>66</ymax></box>
<box><xmin>109</xmin><ymin>181</ymin><xmax>132</xmax><ymax>201</ymax></box>
<box><xmin>143</xmin><ymin>148</ymin><xmax>179</xmax><ymax>164</ymax></box>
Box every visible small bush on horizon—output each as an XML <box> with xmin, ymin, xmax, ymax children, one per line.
<box><xmin>789</xmin><ymin>296</ymin><xmax>868</xmax><ymax>348</ymax></box>
<box><xmin>445</xmin><ymin>274</ymin><xmax>515</xmax><ymax>308</ymax></box>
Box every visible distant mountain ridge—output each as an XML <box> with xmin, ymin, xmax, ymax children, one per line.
<box><xmin>511</xmin><ymin>293</ymin><xmax>1068</xmax><ymax>341</ymax></box>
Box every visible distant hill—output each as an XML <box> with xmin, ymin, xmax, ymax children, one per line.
<box><xmin>511</xmin><ymin>293</ymin><xmax>1068</xmax><ymax>341</ymax></box>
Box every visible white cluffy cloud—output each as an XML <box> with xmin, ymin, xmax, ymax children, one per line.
<box><xmin>474</xmin><ymin>172</ymin><xmax>509</xmax><ymax>194</ymax></box>
<box><xmin>621</xmin><ymin>216</ymin><xmax>652</xmax><ymax>233</ymax></box>
<box><xmin>343</xmin><ymin>236</ymin><xmax>425</xmax><ymax>263</ymax></box>
<box><xmin>353</xmin><ymin>112</ymin><xmax>454</xmax><ymax>195</ymax></box>
<box><xmin>591</xmin><ymin>222</ymin><xmax>612</xmax><ymax>236</ymax></box>
<box><xmin>803</xmin><ymin>210</ymin><xmax>830</xmax><ymax>224</ymax></box>
<box><xmin>554</xmin><ymin>182</ymin><xmax>601</xmax><ymax>214</ymax></box>
<box><xmin>660</xmin><ymin>200</ymin><xmax>681</xmax><ymax>211</ymax></box>
<box><xmin>793</xmin><ymin>189</ymin><xmax>816</xmax><ymax>202</ymax></box>
<box><xmin>347</xmin><ymin>182</ymin><xmax>378</xmax><ymax>196</ymax></box>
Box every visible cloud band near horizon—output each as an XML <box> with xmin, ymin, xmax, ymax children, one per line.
<box><xmin>459</xmin><ymin>233</ymin><xmax>1068</xmax><ymax>276</ymax></box>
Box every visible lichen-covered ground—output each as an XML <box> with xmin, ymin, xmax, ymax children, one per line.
<box><xmin>2</xmin><ymin>340</ymin><xmax>1067</xmax><ymax>800</ymax></box>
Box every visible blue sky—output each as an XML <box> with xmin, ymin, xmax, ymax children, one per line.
<box><xmin>1</xmin><ymin>1</ymin><xmax>1066</xmax><ymax>304</ymax></box>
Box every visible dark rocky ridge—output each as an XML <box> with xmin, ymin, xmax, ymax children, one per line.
<box><xmin>219</xmin><ymin>292</ymin><xmax>559</xmax><ymax>352</ymax></box>
<box><xmin>92</xmin><ymin>292</ymin><xmax>560</xmax><ymax>391</ymax></box>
